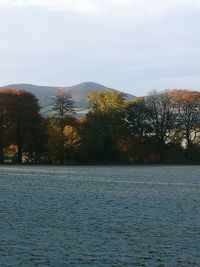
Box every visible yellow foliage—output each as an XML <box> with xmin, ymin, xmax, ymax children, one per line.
<box><xmin>86</xmin><ymin>90</ymin><xmax>126</xmax><ymax>113</ymax></box>
<box><xmin>63</xmin><ymin>125</ymin><xmax>80</xmax><ymax>147</ymax></box>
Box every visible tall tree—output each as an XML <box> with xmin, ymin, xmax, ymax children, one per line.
<box><xmin>124</xmin><ymin>97</ymin><xmax>151</xmax><ymax>162</ymax></box>
<box><xmin>146</xmin><ymin>90</ymin><xmax>175</xmax><ymax>162</ymax></box>
<box><xmin>51</xmin><ymin>90</ymin><xmax>75</xmax><ymax>163</ymax></box>
<box><xmin>81</xmin><ymin>90</ymin><xmax>126</xmax><ymax>163</ymax></box>
<box><xmin>125</xmin><ymin>97</ymin><xmax>150</xmax><ymax>139</ymax></box>
<box><xmin>170</xmin><ymin>89</ymin><xmax>200</xmax><ymax>158</ymax></box>
<box><xmin>12</xmin><ymin>91</ymin><xmax>42</xmax><ymax>163</ymax></box>
<box><xmin>0</xmin><ymin>89</ymin><xmax>43</xmax><ymax>163</ymax></box>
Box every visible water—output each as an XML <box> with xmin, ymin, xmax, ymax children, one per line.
<box><xmin>0</xmin><ymin>165</ymin><xmax>200</xmax><ymax>267</ymax></box>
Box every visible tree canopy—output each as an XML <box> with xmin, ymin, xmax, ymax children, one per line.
<box><xmin>1</xmin><ymin>87</ymin><xmax>200</xmax><ymax>164</ymax></box>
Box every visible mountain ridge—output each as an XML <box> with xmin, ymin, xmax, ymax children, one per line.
<box><xmin>2</xmin><ymin>82</ymin><xmax>135</xmax><ymax>115</ymax></box>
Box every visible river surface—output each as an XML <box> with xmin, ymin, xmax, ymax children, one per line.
<box><xmin>0</xmin><ymin>165</ymin><xmax>200</xmax><ymax>267</ymax></box>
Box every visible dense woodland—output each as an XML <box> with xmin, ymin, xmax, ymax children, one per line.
<box><xmin>0</xmin><ymin>88</ymin><xmax>200</xmax><ymax>164</ymax></box>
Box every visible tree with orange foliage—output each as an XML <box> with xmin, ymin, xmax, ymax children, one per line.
<box><xmin>170</xmin><ymin>89</ymin><xmax>200</xmax><ymax>157</ymax></box>
<box><xmin>0</xmin><ymin>89</ymin><xmax>43</xmax><ymax>163</ymax></box>
<box><xmin>0</xmin><ymin>90</ymin><xmax>15</xmax><ymax>163</ymax></box>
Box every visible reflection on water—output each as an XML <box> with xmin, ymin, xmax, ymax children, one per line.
<box><xmin>0</xmin><ymin>166</ymin><xmax>200</xmax><ymax>266</ymax></box>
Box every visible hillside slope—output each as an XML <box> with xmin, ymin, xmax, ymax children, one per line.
<box><xmin>2</xmin><ymin>82</ymin><xmax>135</xmax><ymax>115</ymax></box>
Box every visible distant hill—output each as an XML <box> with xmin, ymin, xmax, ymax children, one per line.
<box><xmin>2</xmin><ymin>82</ymin><xmax>135</xmax><ymax>116</ymax></box>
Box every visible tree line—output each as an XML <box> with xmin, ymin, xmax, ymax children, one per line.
<box><xmin>0</xmin><ymin>88</ymin><xmax>200</xmax><ymax>164</ymax></box>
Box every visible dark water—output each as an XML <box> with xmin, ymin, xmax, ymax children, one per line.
<box><xmin>0</xmin><ymin>166</ymin><xmax>200</xmax><ymax>267</ymax></box>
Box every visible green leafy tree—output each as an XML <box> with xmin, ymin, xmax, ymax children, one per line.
<box><xmin>125</xmin><ymin>97</ymin><xmax>150</xmax><ymax>138</ymax></box>
<box><xmin>124</xmin><ymin>97</ymin><xmax>151</xmax><ymax>162</ymax></box>
<box><xmin>80</xmin><ymin>90</ymin><xmax>127</xmax><ymax>163</ymax></box>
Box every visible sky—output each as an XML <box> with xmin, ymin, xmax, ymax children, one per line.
<box><xmin>0</xmin><ymin>0</ymin><xmax>200</xmax><ymax>96</ymax></box>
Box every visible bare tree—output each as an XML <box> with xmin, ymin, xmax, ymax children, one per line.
<box><xmin>146</xmin><ymin>90</ymin><xmax>175</xmax><ymax>161</ymax></box>
<box><xmin>51</xmin><ymin>90</ymin><xmax>75</xmax><ymax>163</ymax></box>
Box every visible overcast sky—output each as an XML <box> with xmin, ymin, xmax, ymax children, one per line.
<box><xmin>0</xmin><ymin>0</ymin><xmax>200</xmax><ymax>95</ymax></box>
